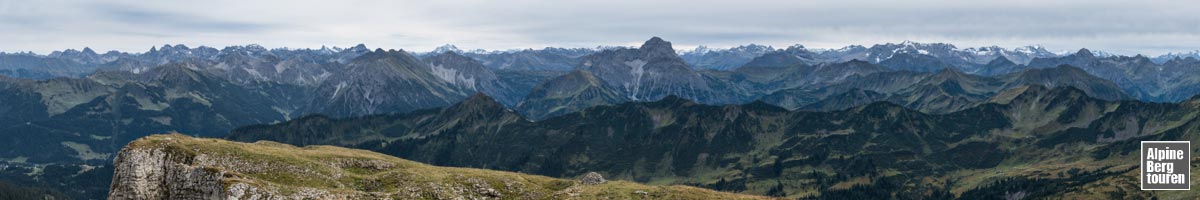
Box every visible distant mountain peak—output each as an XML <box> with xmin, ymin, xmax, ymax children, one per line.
<box><xmin>158</xmin><ymin>44</ymin><xmax>193</xmax><ymax>53</ymax></box>
<box><xmin>686</xmin><ymin>45</ymin><xmax>711</xmax><ymax>54</ymax></box>
<box><xmin>142</xmin><ymin>62</ymin><xmax>211</xmax><ymax>84</ymax></box>
<box><xmin>926</xmin><ymin>67</ymin><xmax>974</xmax><ymax>84</ymax></box>
<box><xmin>1165</xmin><ymin>56</ymin><xmax>1199</xmax><ymax>65</ymax></box>
<box><xmin>1012</xmin><ymin>45</ymin><xmax>1054</xmax><ymax>55</ymax></box>
<box><xmin>785</xmin><ymin>44</ymin><xmax>805</xmax><ymax>50</ymax></box>
<box><xmin>889</xmin><ymin>40</ymin><xmax>956</xmax><ymax>49</ymax></box>
<box><xmin>644</xmin><ymin>36</ymin><xmax>666</xmax><ymax>45</ymax></box>
<box><xmin>1003</xmin><ymin>84</ymin><xmax>1098</xmax><ymax>104</ymax></box>
<box><xmin>988</xmin><ymin>56</ymin><xmax>1013</xmax><ymax>65</ymax></box>
<box><xmin>353</xmin><ymin>48</ymin><xmax>418</xmax><ymax>63</ymax></box>
<box><xmin>350</xmin><ymin>44</ymin><xmax>369</xmax><ymax>51</ymax></box>
<box><xmin>444</xmin><ymin>92</ymin><xmax>516</xmax><ymax>119</ymax></box>
<box><xmin>433</xmin><ymin>44</ymin><xmax>462</xmax><ymax>54</ymax></box>
<box><xmin>1003</xmin><ymin>64</ymin><xmax>1132</xmax><ymax>101</ymax></box>
<box><xmin>730</xmin><ymin>44</ymin><xmax>774</xmax><ymax>52</ymax></box>
<box><xmin>639</xmin><ymin>37</ymin><xmax>675</xmax><ymax>54</ymax></box>
<box><xmin>987</xmin><ymin>84</ymin><xmax>1050</xmax><ymax>104</ymax></box>
<box><xmin>1074</xmin><ymin>48</ymin><xmax>1094</xmax><ymax>57</ymax></box>
<box><xmin>429</xmin><ymin>50</ymin><xmax>469</xmax><ymax>60</ymax></box>
<box><xmin>682</xmin><ymin>44</ymin><xmax>775</xmax><ymax>55</ymax></box>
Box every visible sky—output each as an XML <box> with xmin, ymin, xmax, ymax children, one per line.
<box><xmin>1</xmin><ymin>0</ymin><xmax>1198</xmax><ymax>55</ymax></box>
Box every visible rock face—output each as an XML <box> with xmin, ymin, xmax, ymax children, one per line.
<box><xmin>108</xmin><ymin>134</ymin><xmax>769</xmax><ymax>200</ymax></box>
<box><xmin>107</xmin><ymin>137</ymin><xmax>327</xmax><ymax>200</ymax></box>
<box><xmin>306</xmin><ymin>49</ymin><xmax>469</xmax><ymax>117</ymax></box>
<box><xmin>422</xmin><ymin>52</ymin><xmax>521</xmax><ymax>106</ymax></box>
<box><xmin>108</xmin><ymin>147</ymin><xmax>225</xmax><ymax>199</ymax></box>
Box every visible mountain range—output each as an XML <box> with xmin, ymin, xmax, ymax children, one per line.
<box><xmin>0</xmin><ymin>37</ymin><xmax>1199</xmax><ymax>199</ymax></box>
<box><xmin>227</xmin><ymin>86</ymin><xmax>1200</xmax><ymax>199</ymax></box>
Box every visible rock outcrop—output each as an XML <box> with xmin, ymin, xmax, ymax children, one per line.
<box><xmin>108</xmin><ymin>147</ymin><xmax>225</xmax><ymax>199</ymax></box>
<box><xmin>579</xmin><ymin>172</ymin><xmax>606</xmax><ymax>185</ymax></box>
<box><xmin>108</xmin><ymin>134</ymin><xmax>770</xmax><ymax>200</ymax></box>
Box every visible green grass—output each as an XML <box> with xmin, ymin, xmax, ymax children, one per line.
<box><xmin>127</xmin><ymin>134</ymin><xmax>774</xmax><ymax>199</ymax></box>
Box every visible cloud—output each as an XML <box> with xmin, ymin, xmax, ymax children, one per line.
<box><xmin>93</xmin><ymin>3</ymin><xmax>273</xmax><ymax>34</ymax></box>
<box><xmin>0</xmin><ymin>0</ymin><xmax>1197</xmax><ymax>55</ymax></box>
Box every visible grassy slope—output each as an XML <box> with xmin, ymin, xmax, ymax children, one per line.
<box><xmin>127</xmin><ymin>134</ymin><xmax>772</xmax><ymax>199</ymax></box>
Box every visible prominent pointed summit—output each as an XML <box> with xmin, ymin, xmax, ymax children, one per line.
<box><xmin>641</xmin><ymin>37</ymin><xmax>668</xmax><ymax>48</ymax></box>
<box><xmin>1074</xmin><ymin>48</ymin><xmax>1095</xmax><ymax>57</ymax></box>
<box><xmin>639</xmin><ymin>36</ymin><xmax>675</xmax><ymax>56</ymax></box>
<box><xmin>433</xmin><ymin>44</ymin><xmax>462</xmax><ymax>54</ymax></box>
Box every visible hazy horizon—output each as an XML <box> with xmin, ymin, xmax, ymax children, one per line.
<box><xmin>2</xmin><ymin>0</ymin><xmax>1198</xmax><ymax>55</ymax></box>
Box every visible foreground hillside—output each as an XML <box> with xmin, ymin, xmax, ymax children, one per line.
<box><xmin>108</xmin><ymin>134</ymin><xmax>769</xmax><ymax>199</ymax></box>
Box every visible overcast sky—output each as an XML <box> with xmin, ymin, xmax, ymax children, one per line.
<box><xmin>1</xmin><ymin>0</ymin><xmax>1198</xmax><ymax>55</ymax></box>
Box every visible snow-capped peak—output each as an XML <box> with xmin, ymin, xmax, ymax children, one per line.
<box><xmin>684</xmin><ymin>45</ymin><xmax>711</xmax><ymax>55</ymax></box>
<box><xmin>432</xmin><ymin>44</ymin><xmax>462</xmax><ymax>54</ymax></box>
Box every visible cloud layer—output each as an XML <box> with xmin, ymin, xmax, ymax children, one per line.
<box><xmin>1</xmin><ymin>0</ymin><xmax>1198</xmax><ymax>55</ymax></box>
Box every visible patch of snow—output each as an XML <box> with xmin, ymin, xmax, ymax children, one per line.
<box><xmin>680</xmin><ymin>45</ymin><xmax>710</xmax><ymax>55</ymax></box>
<box><xmin>1014</xmin><ymin>46</ymin><xmax>1036</xmax><ymax>54</ymax></box>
